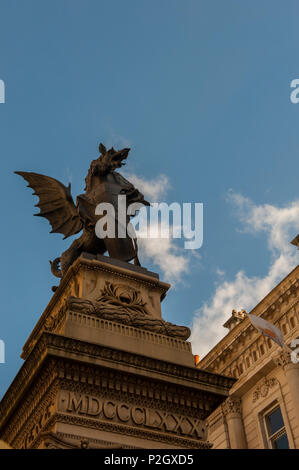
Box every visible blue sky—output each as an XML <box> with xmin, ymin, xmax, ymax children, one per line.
<box><xmin>0</xmin><ymin>0</ymin><xmax>299</xmax><ymax>397</ymax></box>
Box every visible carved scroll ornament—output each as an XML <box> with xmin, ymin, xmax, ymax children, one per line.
<box><xmin>67</xmin><ymin>295</ymin><xmax>191</xmax><ymax>340</ymax></box>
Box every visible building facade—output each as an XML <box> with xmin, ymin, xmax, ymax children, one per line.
<box><xmin>199</xmin><ymin>265</ymin><xmax>299</xmax><ymax>449</ymax></box>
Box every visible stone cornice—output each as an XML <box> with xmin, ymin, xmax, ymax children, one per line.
<box><xmin>43</xmin><ymin>332</ymin><xmax>235</xmax><ymax>389</ymax></box>
<box><xmin>210</xmin><ymin>302</ymin><xmax>298</xmax><ymax>378</ymax></box>
<box><xmin>75</xmin><ymin>256</ymin><xmax>170</xmax><ymax>293</ymax></box>
<box><xmin>0</xmin><ymin>332</ymin><xmax>235</xmax><ymax>433</ymax></box>
<box><xmin>37</xmin><ymin>413</ymin><xmax>212</xmax><ymax>449</ymax></box>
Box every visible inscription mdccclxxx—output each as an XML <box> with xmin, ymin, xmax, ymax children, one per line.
<box><xmin>59</xmin><ymin>391</ymin><xmax>206</xmax><ymax>439</ymax></box>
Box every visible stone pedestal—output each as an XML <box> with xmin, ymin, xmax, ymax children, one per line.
<box><xmin>0</xmin><ymin>254</ymin><xmax>234</xmax><ymax>449</ymax></box>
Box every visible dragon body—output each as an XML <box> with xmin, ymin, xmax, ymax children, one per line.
<box><xmin>16</xmin><ymin>143</ymin><xmax>149</xmax><ymax>279</ymax></box>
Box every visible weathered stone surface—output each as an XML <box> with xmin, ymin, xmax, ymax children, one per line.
<box><xmin>0</xmin><ymin>256</ymin><xmax>235</xmax><ymax>449</ymax></box>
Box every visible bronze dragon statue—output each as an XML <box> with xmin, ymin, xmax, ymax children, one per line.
<box><xmin>15</xmin><ymin>143</ymin><xmax>150</xmax><ymax>278</ymax></box>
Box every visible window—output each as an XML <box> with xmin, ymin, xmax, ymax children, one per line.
<box><xmin>282</xmin><ymin>324</ymin><xmax>287</xmax><ymax>335</ymax></box>
<box><xmin>246</xmin><ymin>357</ymin><xmax>250</xmax><ymax>368</ymax></box>
<box><xmin>290</xmin><ymin>317</ymin><xmax>295</xmax><ymax>329</ymax></box>
<box><xmin>264</xmin><ymin>406</ymin><xmax>289</xmax><ymax>449</ymax></box>
<box><xmin>267</xmin><ymin>338</ymin><xmax>272</xmax><ymax>349</ymax></box>
<box><xmin>260</xmin><ymin>344</ymin><xmax>265</xmax><ymax>355</ymax></box>
<box><xmin>253</xmin><ymin>350</ymin><xmax>258</xmax><ymax>362</ymax></box>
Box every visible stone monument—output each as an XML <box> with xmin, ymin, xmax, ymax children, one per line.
<box><xmin>0</xmin><ymin>143</ymin><xmax>235</xmax><ymax>448</ymax></box>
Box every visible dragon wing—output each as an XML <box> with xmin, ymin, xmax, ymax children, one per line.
<box><xmin>15</xmin><ymin>171</ymin><xmax>83</xmax><ymax>239</ymax></box>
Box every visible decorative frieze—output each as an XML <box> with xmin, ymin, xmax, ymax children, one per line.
<box><xmin>252</xmin><ymin>377</ymin><xmax>277</xmax><ymax>403</ymax></box>
<box><xmin>273</xmin><ymin>350</ymin><xmax>293</xmax><ymax>368</ymax></box>
<box><xmin>43</xmin><ymin>414</ymin><xmax>212</xmax><ymax>449</ymax></box>
<box><xmin>221</xmin><ymin>397</ymin><xmax>242</xmax><ymax>417</ymax></box>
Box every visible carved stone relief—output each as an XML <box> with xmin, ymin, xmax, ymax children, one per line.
<box><xmin>252</xmin><ymin>377</ymin><xmax>277</xmax><ymax>403</ymax></box>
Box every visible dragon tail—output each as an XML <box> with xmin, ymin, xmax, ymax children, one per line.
<box><xmin>49</xmin><ymin>257</ymin><xmax>62</xmax><ymax>278</ymax></box>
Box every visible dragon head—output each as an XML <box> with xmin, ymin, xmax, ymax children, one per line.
<box><xmin>99</xmin><ymin>143</ymin><xmax>130</xmax><ymax>171</ymax></box>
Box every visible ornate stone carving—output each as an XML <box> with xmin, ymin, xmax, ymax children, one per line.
<box><xmin>221</xmin><ymin>397</ymin><xmax>242</xmax><ymax>417</ymax></box>
<box><xmin>96</xmin><ymin>282</ymin><xmax>148</xmax><ymax>315</ymax></box>
<box><xmin>67</xmin><ymin>295</ymin><xmax>191</xmax><ymax>340</ymax></box>
<box><xmin>0</xmin><ymin>351</ymin><xmax>57</xmax><ymax>441</ymax></box>
<box><xmin>44</xmin><ymin>305</ymin><xmax>66</xmax><ymax>332</ymax></box>
<box><xmin>252</xmin><ymin>377</ymin><xmax>277</xmax><ymax>403</ymax></box>
<box><xmin>7</xmin><ymin>381</ymin><xmax>58</xmax><ymax>449</ymax></box>
<box><xmin>273</xmin><ymin>349</ymin><xmax>293</xmax><ymax>368</ymax></box>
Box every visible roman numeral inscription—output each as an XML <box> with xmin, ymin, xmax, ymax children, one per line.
<box><xmin>58</xmin><ymin>391</ymin><xmax>206</xmax><ymax>439</ymax></box>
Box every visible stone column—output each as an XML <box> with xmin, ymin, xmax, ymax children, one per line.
<box><xmin>274</xmin><ymin>350</ymin><xmax>299</xmax><ymax>428</ymax></box>
<box><xmin>222</xmin><ymin>397</ymin><xmax>247</xmax><ymax>449</ymax></box>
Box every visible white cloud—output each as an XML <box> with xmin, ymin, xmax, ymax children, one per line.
<box><xmin>125</xmin><ymin>173</ymin><xmax>196</xmax><ymax>283</ymax></box>
<box><xmin>191</xmin><ymin>192</ymin><xmax>299</xmax><ymax>359</ymax></box>
<box><xmin>124</xmin><ymin>172</ymin><xmax>170</xmax><ymax>202</ymax></box>
<box><xmin>216</xmin><ymin>268</ymin><xmax>225</xmax><ymax>277</ymax></box>
<box><xmin>138</xmin><ymin>234</ymin><xmax>188</xmax><ymax>283</ymax></box>
<box><xmin>136</xmin><ymin>214</ymin><xmax>198</xmax><ymax>284</ymax></box>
